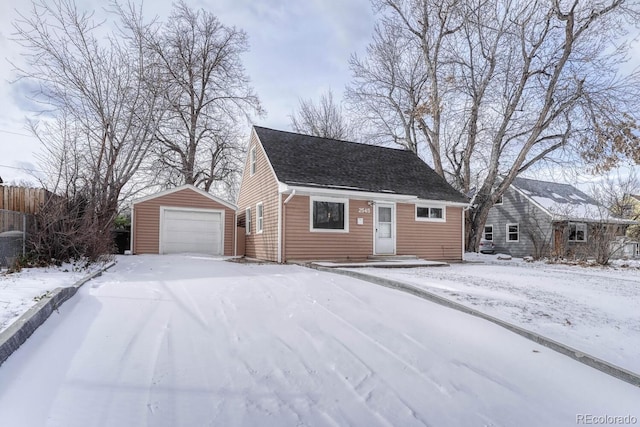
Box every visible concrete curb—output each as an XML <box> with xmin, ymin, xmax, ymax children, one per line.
<box><xmin>309</xmin><ymin>264</ymin><xmax>640</xmax><ymax>388</ymax></box>
<box><xmin>0</xmin><ymin>261</ymin><xmax>116</xmax><ymax>367</ymax></box>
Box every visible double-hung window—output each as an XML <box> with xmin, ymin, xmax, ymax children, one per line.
<box><xmin>256</xmin><ymin>202</ymin><xmax>263</xmax><ymax>233</ymax></box>
<box><xmin>506</xmin><ymin>223</ymin><xmax>519</xmax><ymax>242</ymax></box>
<box><xmin>568</xmin><ymin>222</ymin><xmax>587</xmax><ymax>242</ymax></box>
<box><xmin>250</xmin><ymin>147</ymin><xmax>257</xmax><ymax>175</ymax></box>
<box><xmin>484</xmin><ymin>225</ymin><xmax>493</xmax><ymax>241</ymax></box>
<box><xmin>245</xmin><ymin>207</ymin><xmax>251</xmax><ymax>235</ymax></box>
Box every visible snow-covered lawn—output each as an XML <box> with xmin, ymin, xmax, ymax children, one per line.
<box><xmin>0</xmin><ymin>255</ymin><xmax>638</xmax><ymax>426</ymax></box>
<box><xmin>0</xmin><ymin>262</ymin><xmax>104</xmax><ymax>334</ymax></box>
<box><xmin>352</xmin><ymin>254</ymin><xmax>640</xmax><ymax>374</ymax></box>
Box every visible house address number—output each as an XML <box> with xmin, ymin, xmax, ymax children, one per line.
<box><xmin>358</xmin><ymin>207</ymin><xmax>372</xmax><ymax>214</ymax></box>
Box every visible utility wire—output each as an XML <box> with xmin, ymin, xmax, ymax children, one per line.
<box><xmin>0</xmin><ymin>163</ymin><xmax>43</xmax><ymax>173</ymax></box>
<box><xmin>0</xmin><ymin>129</ymin><xmax>32</xmax><ymax>137</ymax></box>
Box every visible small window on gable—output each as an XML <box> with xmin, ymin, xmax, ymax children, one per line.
<box><xmin>506</xmin><ymin>223</ymin><xmax>519</xmax><ymax>242</ymax></box>
<box><xmin>569</xmin><ymin>222</ymin><xmax>587</xmax><ymax>242</ymax></box>
<box><xmin>256</xmin><ymin>202</ymin><xmax>263</xmax><ymax>233</ymax></box>
<box><xmin>310</xmin><ymin>197</ymin><xmax>348</xmax><ymax>232</ymax></box>
<box><xmin>245</xmin><ymin>207</ymin><xmax>251</xmax><ymax>235</ymax></box>
<box><xmin>484</xmin><ymin>225</ymin><xmax>493</xmax><ymax>241</ymax></box>
<box><xmin>416</xmin><ymin>205</ymin><xmax>445</xmax><ymax>222</ymax></box>
<box><xmin>250</xmin><ymin>146</ymin><xmax>257</xmax><ymax>176</ymax></box>
<box><xmin>495</xmin><ymin>194</ymin><xmax>503</xmax><ymax>205</ymax></box>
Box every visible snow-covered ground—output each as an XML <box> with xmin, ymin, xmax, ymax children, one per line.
<box><xmin>0</xmin><ymin>261</ymin><xmax>104</xmax><ymax>333</ymax></box>
<box><xmin>0</xmin><ymin>255</ymin><xmax>638</xmax><ymax>426</ymax></box>
<box><xmin>352</xmin><ymin>253</ymin><xmax>640</xmax><ymax>374</ymax></box>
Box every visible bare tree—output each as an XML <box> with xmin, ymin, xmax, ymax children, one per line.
<box><xmin>131</xmin><ymin>1</ymin><xmax>263</xmax><ymax>192</ymax></box>
<box><xmin>13</xmin><ymin>0</ymin><xmax>163</xmax><ymax>259</ymax></box>
<box><xmin>290</xmin><ymin>89</ymin><xmax>356</xmax><ymax>140</ymax></box>
<box><xmin>591</xmin><ymin>169</ymin><xmax>640</xmax><ymax>240</ymax></box>
<box><xmin>348</xmin><ymin>0</ymin><xmax>640</xmax><ymax>250</ymax></box>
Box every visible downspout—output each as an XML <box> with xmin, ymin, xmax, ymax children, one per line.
<box><xmin>282</xmin><ymin>190</ymin><xmax>296</xmax><ymax>263</ymax></box>
<box><xmin>277</xmin><ymin>193</ymin><xmax>282</xmax><ymax>263</ymax></box>
<box><xmin>234</xmin><ymin>211</ymin><xmax>237</xmax><ymax>256</ymax></box>
<box><xmin>130</xmin><ymin>205</ymin><xmax>135</xmax><ymax>254</ymax></box>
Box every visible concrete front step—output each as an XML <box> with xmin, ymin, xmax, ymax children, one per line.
<box><xmin>367</xmin><ymin>255</ymin><xmax>419</xmax><ymax>261</ymax></box>
<box><xmin>311</xmin><ymin>259</ymin><xmax>449</xmax><ymax>268</ymax></box>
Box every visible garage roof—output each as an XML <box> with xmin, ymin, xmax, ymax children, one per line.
<box><xmin>132</xmin><ymin>184</ymin><xmax>237</xmax><ymax>211</ymax></box>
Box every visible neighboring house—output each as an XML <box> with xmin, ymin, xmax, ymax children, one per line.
<box><xmin>484</xmin><ymin>177</ymin><xmax>636</xmax><ymax>259</ymax></box>
<box><xmin>131</xmin><ymin>184</ymin><xmax>237</xmax><ymax>256</ymax></box>
<box><xmin>236</xmin><ymin>126</ymin><xmax>469</xmax><ymax>263</ymax></box>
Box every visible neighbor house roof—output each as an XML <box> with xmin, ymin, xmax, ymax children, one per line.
<box><xmin>254</xmin><ymin>126</ymin><xmax>468</xmax><ymax>203</ymax></box>
<box><xmin>511</xmin><ymin>177</ymin><xmax>633</xmax><ymax>223</ymax></box>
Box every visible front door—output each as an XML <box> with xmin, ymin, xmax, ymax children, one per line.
<box><xmin>375</xmin><ymin>203</ymin><xmax>395</xmax><ymax>254</ymax></box>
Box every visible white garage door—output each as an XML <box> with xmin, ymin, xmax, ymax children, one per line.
<box><xmin>160</xmin><ymin>208</ymin><xmax>223</xmax><ymax>255</ymax></box>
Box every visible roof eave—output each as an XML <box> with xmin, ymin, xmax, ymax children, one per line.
<box><xmin>279</xmin><ymin>183</ymin><xmax>470</xmax><ymax>206</ymax></box>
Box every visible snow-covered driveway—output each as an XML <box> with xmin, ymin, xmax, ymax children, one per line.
<box><xmin>0</xmin><ymin>255</ymin><xmax>638</xmax><ymax>427</ymax></box>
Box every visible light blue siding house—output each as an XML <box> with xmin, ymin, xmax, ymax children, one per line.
<box><xmin>484</xmin><ymin>177</ymin><xmax>636</xmax><ymax>259</ymax></box>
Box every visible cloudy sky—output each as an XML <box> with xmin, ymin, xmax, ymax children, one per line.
<box><xmin>0</xmin><ymin>0</ymin><xmax>375</xmax><ymax>184</ymax></box>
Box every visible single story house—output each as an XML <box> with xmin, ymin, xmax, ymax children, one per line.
<box><xmin>237</xmin><ymin>126</ymin><xmax>469</xmax><ymax>263</ymax></box>
<box><xmin>483</xmin><ymin>177</ymin><xmax>637</xmax><ymax>258</ymax></box>
<box><xmin>131</xmin><ymin>184</ymin><xmax>237</xmax><ymax>256</ymax></box>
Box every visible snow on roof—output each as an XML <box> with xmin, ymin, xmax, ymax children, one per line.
<box><xmin>512</xmin><ymin>177</ymin><xmax>634</xmax><ymax>223</ymax></box>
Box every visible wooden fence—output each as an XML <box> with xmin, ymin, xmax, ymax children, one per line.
<box><xmin>0</xmin><ymin>185</ymin><xmax>51</xmax><ymax>215</ymax></box>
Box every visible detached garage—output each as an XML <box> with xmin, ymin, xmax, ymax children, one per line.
<box><xmin>132</xmin><ymin>185</ymin><xmax>237</xmax><ymax>256</ymax></box>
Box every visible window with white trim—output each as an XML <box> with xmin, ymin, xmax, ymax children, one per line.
<box><xmin>506</xmin><ymin>223</ymin><xmax>519</xmax><ymax>242</ymax></box>
<box><xmin>245</xmin><ymin>207</ymin><xmax>251</xmax><ymax>234</ymax></box>
<box><xmin>484</xmin><ymin>225</ymin><xmax>493</xmax><ymax>241</ymax></box>
<box><xmin>310</xmin><ymin>197</ymin><xmax>348</xmax><ymax>232</ymax></box>
<box><xmin>256</xmin><ymin>202</ymin><xmax>263</xmax><ymax>233</ymax></box>
<box><xmin>568</xmin><ymin>222</ymin><xmax>587</xmax><ymax>242</ymax></box>
<box><xmin>250</xmin><ymin>146</ymin><xmax>256</xmax><ymax>176</ymax></box>
<box><xmin>495</xmin><ymin>195</ymin><xmax>503</xmax><ymax>205</ymax></box>
<box><xmin>415</xmin><ymin>205</ymin><xmax>446</xmax><ymax>222</ymax></box>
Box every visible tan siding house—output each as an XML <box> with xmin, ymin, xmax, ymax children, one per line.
<box><xmin>236</xmin><ymin>127</ymin><xmax>469</xmax><ymax>262</ymax></box>
<box><xmin>132</xmin><ymin>185</ymin><xmax>237</xmax><ymax>256</ymax></box>
<box><xmin>236</xmin><ymin>132</ymin><xmax>280</xmax><ymax>261</ymax></box>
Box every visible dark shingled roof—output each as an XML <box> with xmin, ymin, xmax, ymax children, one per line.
<box><xmin>254</xmin><ymin>126</ymin><xmax>468</xmax><ymax>203</ymax></box>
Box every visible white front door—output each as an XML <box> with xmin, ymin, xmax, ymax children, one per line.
<box><xmin>375</xmin><ymin>203</ymin><xmax>395</xmax><ymax>254</ymax></box>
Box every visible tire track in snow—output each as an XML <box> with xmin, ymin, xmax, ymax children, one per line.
<box><xmin>296</xmin><ymin>323</ymin><xmax>396</xmax><ymax>427</ymax></box>
<box><xmin>156</xmin><ymin>280</ymin><xmax>210</xmax><ymax>331</ymax></box>
<box><xmin>312</xmin><ymin>297</ymin><xmax>452</xmax><ymax>399</ymax></box>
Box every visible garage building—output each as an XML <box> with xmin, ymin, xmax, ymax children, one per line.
<box><xmin>131</xmin><ymin>185</ymin><xmax>237</xmax><ymax>256</ymax></box>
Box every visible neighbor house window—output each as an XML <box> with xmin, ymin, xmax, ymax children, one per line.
<box><xmin>250</xmin><ymin>146</ymin><xmax>257</xmax><ymax>175</ymax></box>
<box><xmin>415</xmin><ymin>205</ymin><xmax>446</xmax><ymax>222</ymax></box>
<box><xmin>495</xmin><ymin>195</ymin><xmax>503</xmax><ymax>205</ymax></box>
<box><xmin>310</xmin><ymin>197</ymin><xmax>348</xmax><ymax>232</ymax></box>
<box><xmin>484</xmin><ymin>225</ymin><xmax>493</xmax><ymax>241</ymax></box>
<box><xmin>506</xmin><ymin>223</ymin><xmax>519</xmax><ymax>242</ymax></box>
<box><xmin>256</xmin><ymin>202</ymin><xmax>263</xmax><ymax>233</ymax></box>
<box><xmin>568</xmin><ymin>222</ymin><xmax>587</xmax><ymax>242</ymax></box>
<box><xmin>245</xmin><ymin>207</ymin><xmax>251</xmax><ymax>235</ymax></box>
